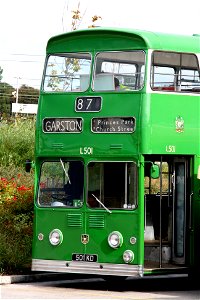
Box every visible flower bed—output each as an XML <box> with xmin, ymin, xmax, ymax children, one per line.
<box><xmin>0</xmin><ymin>175</ymin><xmax>34</xmax><ymax>274</ymax></box>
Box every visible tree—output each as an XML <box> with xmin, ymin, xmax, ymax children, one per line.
<box><xmin>65</xmin><ymin>1</ymin><xmax>102</xmax><ymax>31</ymax></box>
<box><xmin>88</xmin><ymin>15</ymin><xmax>102</xmax><ymax>28</ymax></box>
<box><xmin>0</xmin><ymin>66</ymin><xmax>3</xmax><ymax>82</ymax></box>
<box><xmin>0</xmin><ymin>83</ymin><xmax>39</xmax><ymax>115</ymax></box>
<box><xmin>71</xmin><ymin>3</ymin><xmax>81</xmax><ymax>31</ymax></box>
<box><xmin>46</xmin><ymin>3</ymin><xmax>102</xmax><ymax>91</ymax></box>
<box><xmin>0</xmin><ymin>82</ymin><xmax>14</xmax><ymax>115</ymax></box>
<box><xmin>18</xmin><ymin>85</ymin><xmax>39</xmax><ymax>104</ymax></box>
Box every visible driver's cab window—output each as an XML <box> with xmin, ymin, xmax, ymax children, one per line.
<box><xmin>38</xmin><ymin>160</ymin><xmax>84</xmax><ymax>207</ymax></box>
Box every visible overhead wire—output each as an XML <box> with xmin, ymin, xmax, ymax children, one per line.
<box><xmin>0</xmin><ymin>54</ymin><xmax>43</xmax><ymax>92</ymax></box>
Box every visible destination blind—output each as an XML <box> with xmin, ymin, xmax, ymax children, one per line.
<box><xmin>43</xmin><ymin>117</ymin><xmax>135</xmax><ymax>133</ymax></box>
<box><xmin>43</xmin><ymin>118</ymin><xmax>83</xmax><ymax>133</ymax></box>
<box><xmin>91</xmin><ymin>117</ymin><xmax>135</xmax><ymax>133</ymax></box>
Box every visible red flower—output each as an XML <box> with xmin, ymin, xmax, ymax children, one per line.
<box><xmin>17</xmin><ymin>186</ymin><xmax>27</xmax><ymax>191</ymax></box>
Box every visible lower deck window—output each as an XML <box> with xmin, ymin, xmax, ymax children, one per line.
<box><xmin>87</xmin><ymin>162</ymin><xmax>138</xmax><ymax>209</ymax></box>
<box><xmin>38</xmin><ymin>160</ymin><xmax>84</xmax><ymax>207</ymax></box>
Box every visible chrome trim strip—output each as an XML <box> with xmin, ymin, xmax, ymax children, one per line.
<box><xmin>32</xmin><ymin>259</ymin><xmax>143</xmax><ymax>277</ymax></box>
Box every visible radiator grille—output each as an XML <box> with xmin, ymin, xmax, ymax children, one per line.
<box><xmin>88</xmin><ymin>214</ymin><xmax>105</xmax><ymax>228</ymax></box>
<box><xmin>67</xmin><ymin>214</ymin><xmax>83</xmax><ymax>227</ymax></box>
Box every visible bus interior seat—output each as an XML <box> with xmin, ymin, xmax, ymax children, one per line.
<box><xmin>93</xmin><ymin>74</ymin><xmax>115</xmax><ymax>91</ymax></box>
<box><xmin>153</xmin><ymin>86</ymin><xmax>175</xmax><ymax>91</ymax></box>
<box><xmin>80</xmin><ymin>74</ymin><xmax>90</xmax><ymax>90</ymax></box>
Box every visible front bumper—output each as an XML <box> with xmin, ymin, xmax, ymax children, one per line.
<box><xmin>32</xmin><ymin>259</ymin><xmax>143</xmax><ymax>277</ymax></box>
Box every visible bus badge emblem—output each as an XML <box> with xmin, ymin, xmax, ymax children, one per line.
<box><xmin>175</xmin><ymin>116</ymin><xmax>184</xmax><ymax>133</ymax></box>
<box><xmin>81</xmin><ymin>234</ymin><xmax>89</xmax><ymax>244</ymax></box>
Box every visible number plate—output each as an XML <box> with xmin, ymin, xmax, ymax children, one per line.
<box><xmin>75</xmin><ymin>96</ymin><xmax>102</xmax><ymax>112</ymax></box>
<box><xmin>72</xmin><ymin>253</ymin><xmax>98</xmax><ymax>262</ymax></box>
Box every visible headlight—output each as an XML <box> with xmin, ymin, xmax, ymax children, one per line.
<box><xmin>123</xmin><ymin>250</ymin><xmax>134</xmax><ymax>263</ymax></box>
<box><xmin>49</xmin><ymin>229</ymin><xmax>63</xmax><ymax>246</ymax></box>
<box><xmin>108</xmin><ymin>231</ymin><xmax>123</xmax><ymax>249</ymax></box>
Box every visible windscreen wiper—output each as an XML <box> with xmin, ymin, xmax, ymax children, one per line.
<box><xmin>60</xmin><ymin>158</ymin><xmax>71</xmax><ymax>184</ymax></box>
<box><xmin>92</xmin><ymin>193</ymin><xmax>112</xmax><ymax>214</ymax></box>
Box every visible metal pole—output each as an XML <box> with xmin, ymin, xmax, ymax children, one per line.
<box><xmin>15</xmin><ymin>77</ymin><xmax>21</xmax><ymax>118</ymax></box>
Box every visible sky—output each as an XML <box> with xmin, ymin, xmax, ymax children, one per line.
<box><xmin>0</xmin><ymin>0</ymin><xmax>200</xmax><ymax>90</ymax></box>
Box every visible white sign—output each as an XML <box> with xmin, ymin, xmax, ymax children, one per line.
<box><xmin>12</xmin><ymin>103</ymin><xmax>38</xmax><ymax>114</ymax></box>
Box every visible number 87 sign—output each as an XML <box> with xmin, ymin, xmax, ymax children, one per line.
<box><xmin>75</xmin><ymin>96</ymin><xmax>102</xmax><ymax>112</ymax></box>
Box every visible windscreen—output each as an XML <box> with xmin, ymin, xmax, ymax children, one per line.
<box><xmin>87</xmin><ymin>161</ymin><xmax>138</xmax><ymax>210</ymax></box>
<box><xmin>38</xmin><ymin>160</ymin><xmax>84</xmax><ymax>207</ymax></box>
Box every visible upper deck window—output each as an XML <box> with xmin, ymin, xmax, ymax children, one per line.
<box><xmin>43</xmin><ymin>53</ymin><xmax>91</xmax><ymax>92</ymax></box>
<box><xmin>151</xmin><ymin>51</ymin><xmax>200</xmax><ymax>93</ymax></box>
<box><xmin>93</xmin><ymin>51</ymin><xmax>145</xmax><ymax>91</ymax></box>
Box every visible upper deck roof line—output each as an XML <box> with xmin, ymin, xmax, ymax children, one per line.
<box><xmin>47</xmin><ymin>27</ymin><xmax>200</xmax><ymax>53</ymax></box>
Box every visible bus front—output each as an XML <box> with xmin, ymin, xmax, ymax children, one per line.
<box><xmin>32</xmin><ymin>28</ymin><xmax>147</xmax><ymax>278</ymax></box>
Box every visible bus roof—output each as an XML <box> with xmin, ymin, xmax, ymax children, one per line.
<box><xmin>47</xmin><ymin>27</ymin><xmax>200</xmax><ymax>53</ymax></box>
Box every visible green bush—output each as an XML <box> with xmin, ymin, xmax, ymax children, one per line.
<box><xmin>0</xmin><ymin>118</ymin><xmax>35</xmax><ymax>274</ymax></box>
<box><xmin>0</xmin><ymin>118</ymin><xmax>35</xmax><ymax>167</ymax></box>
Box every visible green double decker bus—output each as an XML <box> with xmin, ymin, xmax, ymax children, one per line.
<box><xmin>31</xmin><ymin>28</ymin><xmax>200</xmax><ymax>278</ymax></box>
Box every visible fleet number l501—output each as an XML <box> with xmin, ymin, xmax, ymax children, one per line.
<box><xmin>80</xmin><ymin>147</ymin><xmax>93</xmax><ymax>155</ymax></box>
<box><xmin>166</xmin><ymin>145</ymin><xmax>176</xmax><ymax>153</ymax></box>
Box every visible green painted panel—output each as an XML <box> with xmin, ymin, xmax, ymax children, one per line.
<box><xmin>141</xmin><ymin>93</ymin><xmax>200</xmax><ymax>154</ymax></box>
<box><xmin>47</xmin><ymin>28</ymin><xmax>200</xmax><ymax>54</ymax></box>
<box><xmin>36</xmin><ymin>92</ymin><xmax>141</xmax><ymax>158</ymax></box>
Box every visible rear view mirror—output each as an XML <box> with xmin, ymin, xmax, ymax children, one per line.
<box><xmin>25</xmin><ymin>159</ymin><xmax>32</xmax><ymax>173</ymax></box>
<box><xmin>197</xmin><ymin>165</ymin><xmax>200</xmax><ymax>179</ymax></box>
<box><xmin>150</xmin><ymin>164</ymin><xmax>160</xmax><ymax>179</ymax></box>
